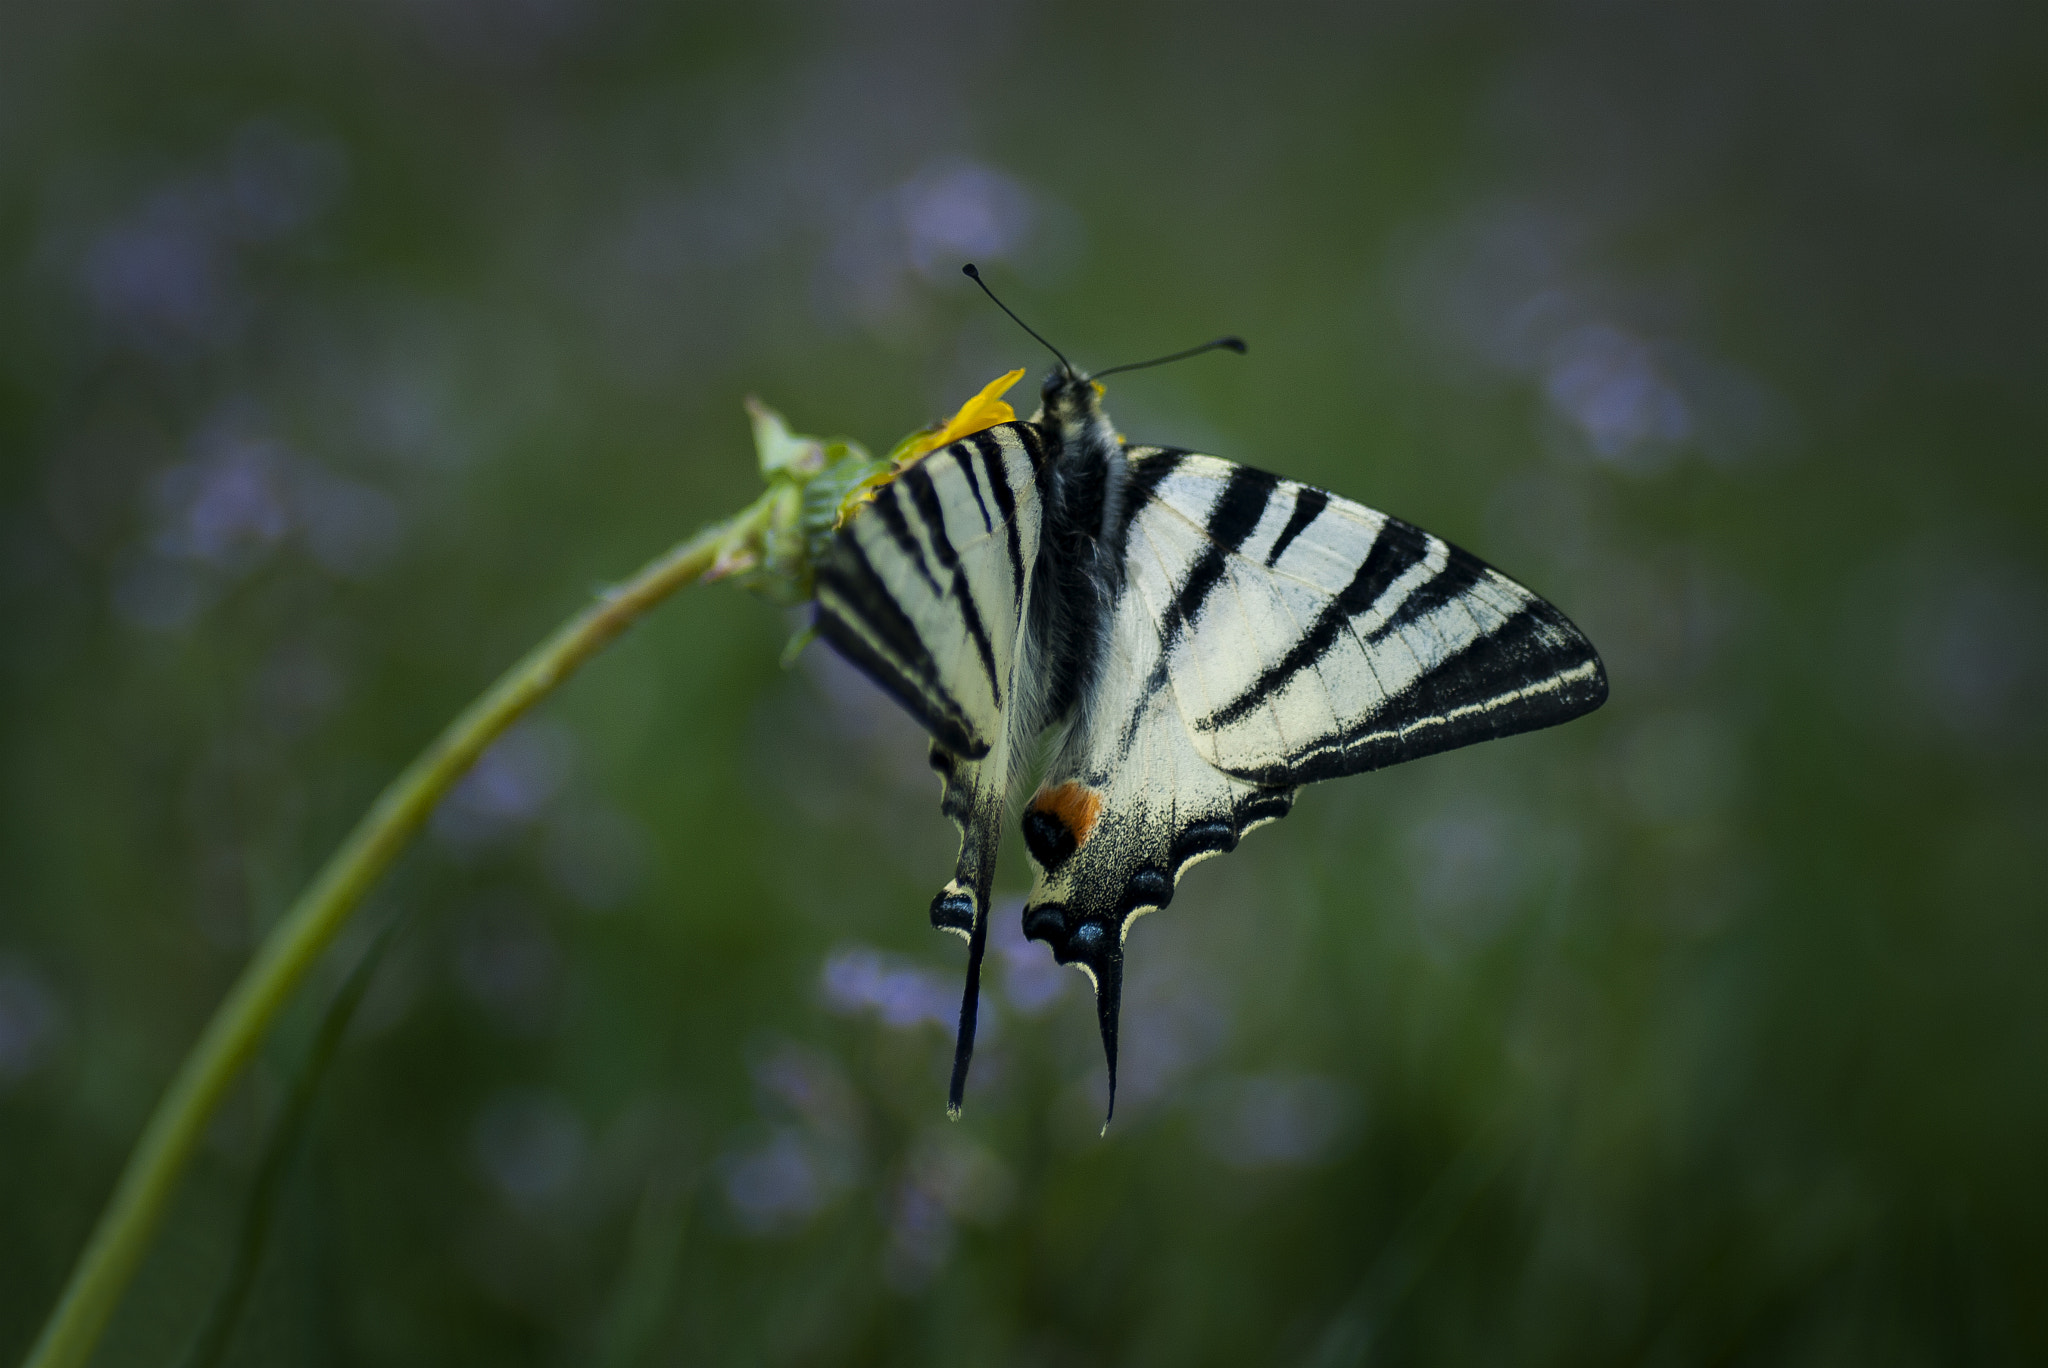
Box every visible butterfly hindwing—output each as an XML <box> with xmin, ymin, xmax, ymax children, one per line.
<box><xmin>813</xmin><ymin>423</ymin><xmax>1047</xmax><ymax>1113</ymax></box>
<box><xmin>1017</xmin><ymin>642</ymin><xmax>1296</xmax><ymax>1119</ymax></box>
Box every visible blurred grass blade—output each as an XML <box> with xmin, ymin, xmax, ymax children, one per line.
<box><xmin>1302</xmin><ymin>1117</ymin><xmax>1511</xmax><ymax>1368</ymax></box>
<box><xmin>593</xmin><ymin>1166</ymin><xmax>696</xmax><ymax>1368</ymax></box>
<box><xmin>177</xmin><ymin>916</ymin><xmax>402</xmax><ymax>1368</ymax></box>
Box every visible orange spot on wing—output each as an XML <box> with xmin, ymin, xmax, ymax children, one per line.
<box><xmin>1030</xmin><ymin>782</ymin><xmax>1103</xmax><ymax>847</ymax></box>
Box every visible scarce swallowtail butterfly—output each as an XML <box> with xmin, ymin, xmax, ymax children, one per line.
<box><xmin>814</xmin><ymin>266</ymin><xmax>1607</xmax><ymax>1123</ymax></box>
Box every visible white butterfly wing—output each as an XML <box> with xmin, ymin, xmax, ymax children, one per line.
<box><xmin>812</xmin><ymin>423</ymin><xmax>1047</xmax><ymax>1113</ymax></box>
<box><xmin>813</xmin><ymin>426</ymin><xmax>1046</xmax><ymax>762</ymax></box>
<box><xmin>1139</xmin><ymin>453</ymin><xmax>1607</xmax><ymax>782</ymax></box>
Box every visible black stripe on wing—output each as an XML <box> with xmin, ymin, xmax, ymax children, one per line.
<box><xmin>1366</xmin><ymin>543</ymin><xmax>1486</xmax><ymax>643</ymax></box>
<box><xmin>1115</xmin><ymin>446</ymin><xmax>1188</xmax><ymax>547</ymax></box>
<box><xmin>1119</xmin><ymin>461</ymin><xmax>1284</xmax><ymax>751</ymax></box>
<box><xmin>871</xmin><ymin>482</ymin><xmax>941</xmax><ymax>596</ymax></box>
<box><xmin>814</xmin><ymin>487</ymin><xmax>992</xmax><ymax>758</ymax></box>
<box><xmin>1265</xmin><ymin>487</ymin><xmax>1327</xmax><ymax>567</ymax></box>
<box><xmin>1201</xmin><ymin>518</ymin><xmax>1433</xmax><ymax>732</ymax></box>
<box><xmin>949</xmin><ymin>443</ymin><xmax>993</xmax><ymax>533</ymax></box>
<box><xmin>814</xmin><ymin>543</ymin><xmax>986</xmax><ymax>759</ymax></box>
<box><xmin>813</xmin><ymin>423</ymin><xmax>1043</xmax><ymax>761</ymax></box>
<box><xmin>900</xmin><ymin>462</ymin><xmax>1003</xmax><ymax>708</ymax></box>
<box><xmin>1149</xmin><ymin>464</ymin><xmax>1278</xmax><ymax>665</ymax></box>
<box><xmin>971</xmin><ymin>430</ymin><xmax>1028</xmax><ymax>597</ymax></box>
<box><xmin>1230</xmin><ymin>595</ymin><xmax>1608</xmax><ymax>786</ymax></box>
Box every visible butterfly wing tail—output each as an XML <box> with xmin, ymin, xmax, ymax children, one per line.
<box><xmin>942</xmin><ymin>908</ymin><xmax>990</xmax><ymax>1119</ymax></box>
<box><xmin>928</xmin><ymin>743</ymin><xmax>1007</xmax><ymax>1117</ymax></box>
<box><xmin>1018</xmin><ymin>895</ymin><xmax>1128</xmax><ymax>1130</ymax></box>
<box><xmin>1095</xmin><ymin>951</ymin><xmax>1123</xmax><ymax>1132</ymax></box>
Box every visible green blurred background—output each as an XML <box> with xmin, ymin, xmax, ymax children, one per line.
<box><xmin>2</xmin><ymin>3</ymin><xmax>2042</xmax><ymax>1364</ymax></box>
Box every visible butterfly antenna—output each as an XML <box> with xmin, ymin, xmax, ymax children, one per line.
<box><xmin>1090</xmin><ymin>336</ymin><xmax>1248</xmax><ymax>380</ymax></box>
<box><xmin>962</xmin><ymin>263</ymin><xmax>1074</xmax><ymax>375</ymax></box>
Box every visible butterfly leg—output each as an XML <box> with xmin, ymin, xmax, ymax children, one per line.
<box><xmin>928</xmin><ymin>744</ymin><xmax>1006</xmax><ymax>1117</ymax></box>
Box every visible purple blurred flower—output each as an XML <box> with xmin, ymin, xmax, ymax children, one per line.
<box><xmin>117</xmin><ymin>412</ymin><xmax>406</xmax><ymax>632</ymax></box>
<box><xmin>820</xmin><ymin>946</ymin><xmax>958</xmax><ymax>1031</ymax></box>
<box><xmin>884</xmin><ymin>1178</ymin><xmax>954</xmax><ymax>1289</ymax></box>
<box><xmin>898</xmin><ymin>160</ymin><xmax>1041</xmax><ymax>280</ymax></box>
<box><xmin>1400</xmin><ymin>202</ymin><xmax>1785</xmax><ymax>471</ymax></box>
<box><xmin>150</xmin><ymin>436</ymin><xmax>292</xmax><ymax>568</ymax></box>
<box><xmin>83</xmin><ymin>188</ymin><xmax>238</xmax><ymax>355</ymax></box>
<box><xmin>884</xmin><ymin>1132</ymin><xmax>1014</xmax><ymax>1290</ymax></box>
<box><xmin>79</xmin><ymin>120</ymin><xmax>343</xmax><ymax>359</ymax></box>
<box><xmin>433</xmin><ymin>721</ymin><xmax>577</xmax><ymax>850</ymax></box>
<box><xmin>753</xmin><ymin>1044</ymin><xmax>860</xmax><ymax>1140</ymax></box>
<box><xmin>991</xmin><ymin>902</ymin><xmax>1067</xmax><ymax>1015</ymax></box>
<box><xmin>721</xmin><ymin>1045</ymin><xmax>862</xmax><ymax>1237</ymax></box>
<box><xmin>1543</xmin><ymin>323</ymin><xmax>1692</xmax><ymax>462</ymax></box>
<box><xmin>724</xmin><ymin>1129</ymin><xmax>832</xmax><ymax>1235</ymax></box>
<box><xmin>826</xmin><ymin>159</ymin><xmax>1058</xmax><ymax>326</ymax></box>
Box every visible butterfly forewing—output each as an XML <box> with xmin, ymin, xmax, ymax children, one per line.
<box><xmin>813</xmin><ymin>425</ymin><xmax>1045</xmax><ymax>759</ymax></box>
<box><xmin>1133</xmin><ymin>452</ymin><xmax>1608</xmax><ymax>786</ymax></box>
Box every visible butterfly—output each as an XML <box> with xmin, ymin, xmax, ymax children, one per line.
<box><xmin>813</xmin><ymin>267</ymin><xmax>1607</xmax><ymax>1122</ymax></box>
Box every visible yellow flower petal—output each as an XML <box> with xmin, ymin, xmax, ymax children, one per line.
<box><xmin>835</xmin><ymin>369</ymin><xmax>1029</xmax><ymax>528</ymax></box>
<box><xmin>904</xmin><ymin>368</ymin><xmax>1025</xmax><ymax>461</ymax></box>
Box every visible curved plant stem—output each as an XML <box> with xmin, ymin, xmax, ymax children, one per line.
<box><xmin>24</xmin><ymin>500</ymin><xmax>767</xmax><ymax>1368</ymax></box>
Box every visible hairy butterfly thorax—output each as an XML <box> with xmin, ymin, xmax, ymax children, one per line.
<box><xmin>811</xmin><ymin>265</ymin><xmax>1607</xmax><ymax>1126</ymax></box>
<box><xmin>1029</xmin><ymin>371</ymin><xmax>1130</xmax><ymax>735</ymax></box>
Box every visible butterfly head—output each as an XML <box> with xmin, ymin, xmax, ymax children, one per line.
<box><xmin>1036</xmin><ymin>367</ymin><xmax>1119</xmax><ymax>455</ymax></box>
<box><xmin>1036</xmin><ymin>337</ymin><xmax>1251</xmax><ymax>452</ymax></box>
